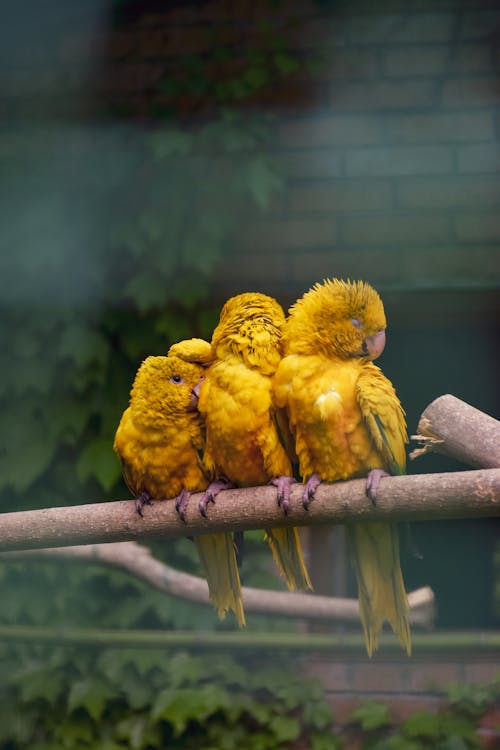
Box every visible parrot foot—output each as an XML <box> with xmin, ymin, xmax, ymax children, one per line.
<box><xmin>302</xmin><ymin>473</ymin><xmax>322</xmax><ymax>509</ymax></box>
<box><xmin>135</xmin><ymin>492</ymin><xmax>153</xmax><ymax>517</ymax></box>
<box><xmin>269</xmin><ymin>475</ymin><xmax>296</xmax><ymax>514</ymax></box>
<box><xmin>175</xmin><ymin>488</ymin><xmax>191</xmax><ymax>523</ymax></box>
<box><xmin>198</xmin><ymin>476</ymin><xmax>236</xmax><ymax>518</ymax></box>
<box><xmin>365</xmin><ymin>469</ymin><xmax>390</xmax><ymax>505</ymax></box>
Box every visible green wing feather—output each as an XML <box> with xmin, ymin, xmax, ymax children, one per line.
<box><xmin>352</xmin><ymin>362</ymin><xmax>411</xmax><ymax>657</ymax></box>
<box><xmin>356</xmin><ymin>363</ymin><xmax>408</xmax><ymax>475</ymax></box>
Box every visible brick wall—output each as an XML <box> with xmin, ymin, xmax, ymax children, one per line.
<box><xmin>208</xmin><ymin>0</ymin><xmax>500</xmax><ymax>302</ymax></box>
<box><xmin>303</xmin><ymin>648</ymin><xmax>499</xmax><ymax>721</ymax></box>
<box><xmin>3</xmin><ymin>1</ymin><xmax>498</xmax><ymax>308</ymax></box>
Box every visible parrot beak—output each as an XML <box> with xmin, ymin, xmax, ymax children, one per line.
<box><xmin>189</xmin><ymin>375</ymin><xmax>205</xmax><ymax>409</ymax></box>
<box><xmin>363</xmin><ymin>329</ymin><xmax>386</xmax><ymax>360</ymax></box>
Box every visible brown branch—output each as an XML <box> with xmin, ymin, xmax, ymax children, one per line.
<box><xmin>410</xmin><ymin>394</ymin><xmax>500</xmax><ymax>468</ymax></box>
<box><xmin>0</xmin><ymin>542</ymin><xmax>435</xmax><ymax>627</ymax></box>
<box><xmin>0</xmin><ymin>469</ymin><xmax>498</xmax><ymax>553</ymax></box>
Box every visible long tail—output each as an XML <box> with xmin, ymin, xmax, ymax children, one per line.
<box><xmin>348</xmin><ymin>522</ymin><xmax>411</xmax><ymax>657</ymax></box>
<box><xmin>264</xmin><ymin>526</ymin><xmax>313</xmax><ymax>591</ymax></box>
<box><xmin>195</xmin><ymin>532</ymin><xmax>245</xmax><ymax>627</ymax></box>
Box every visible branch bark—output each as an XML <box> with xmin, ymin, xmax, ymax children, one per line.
<box><xmin>0</xmin><ymin>469</ymin><xmax>498</xmax><ymax>553</ymax></box>
<box><xmin>410</xmin><ymin>394</ymin><xmax>500</xmax><ymax>468</ymax></box>
<box><xmin>0</xmin><ymin>543</ymin><xmax>434</xmax><ymax>626</ymax></box>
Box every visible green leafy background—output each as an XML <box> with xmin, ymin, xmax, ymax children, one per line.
<box><xmin>0</xmin><ymin>13</ymin><xmax>336</xmax><ymax>745</ymax></box>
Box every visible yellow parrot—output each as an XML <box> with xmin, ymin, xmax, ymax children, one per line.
<box><xmin>197</xmin><ymin>292</ymin><xmax>313</xmax><ymax>592</ymax></box>
<box><xmin>113</xmin><ymin>352</ymin><xmax>245</xmax><ymax>626</ymax></box>
<box><xmin>274</xmin><ymin>279</ymin><xmax>410</xmax><ymax>655</ymax></box>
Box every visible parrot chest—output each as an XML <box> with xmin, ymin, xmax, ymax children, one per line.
<box><xmin>118</xmin><ymin>414</ymin><xmax>207</xmax><ymax>499</ymax></box>
<box><xmin>199</xmin><ymin>360</ymin><xmax>289</xmax><ymax>483</ymax></box>
<box><xmin>282</xmin><ymin>357</ymin><xmax>381</xmax><ymax>480</ymax></box>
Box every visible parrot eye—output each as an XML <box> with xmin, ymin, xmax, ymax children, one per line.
<box><xmin>169</xmin><ymin>374</ymin><xmax>183</xmax><ymax>384</ymax></box>
<box><xmin>350</xmin><ymin>317</ymin><xmax>362</xmax><ymax>329</ymax></box>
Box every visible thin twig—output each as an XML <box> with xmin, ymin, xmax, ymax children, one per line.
<box><xmin>0</xmin><ymin>542</ymin><xmax>435</xmax><ymax>627</ymax></box>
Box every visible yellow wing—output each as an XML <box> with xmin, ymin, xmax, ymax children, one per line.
<box><xmin>356</xmin><ymin>363</ymin><xmax>408</xmax><ymax>475</ymax></box>
<box><xmin>353</xmin><ymin>362</ymin><xmax>410</xmax><ymax>656</ymax></box>
<box><xmin>113</xmin><ymin>355</ymin><xmax>245</xmax><ymax>627</ymax></box>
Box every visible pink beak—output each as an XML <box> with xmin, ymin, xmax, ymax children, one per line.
<box><xmin>364</xmin><ymin>329</ymin><xmax>386</xmax><ymax>360</ymax></box>
<box><xmin>189</xmin><ymin>375</ymin><xmax>205</xmax><ymax>408</ymax></box>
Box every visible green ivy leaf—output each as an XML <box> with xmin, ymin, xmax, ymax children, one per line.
<box><xmin>0</xmin><ymin>403</ymin><xmax>56</xmax><ymax>492</ymax></box>
<box><xmin>58</xmin><ymin>323</ymin><xmax>109</xmax><ymax>371</ymax></box>
<box><xmin>403</xmin><ymin>711</ymin><xmax>442</xmax><ymax>739</ymax></box>
<box><xmin>99</xmin><ymin>648</ymin><xmax>169</xmax><ymax>679</ymax></box>
<box><xmin>166</xmin><ymin>651</ymin><xmax>206</xmax><ymax>687</ymax></box>
<box><xmin>47</xmin><ymin>396</ymin><xmax>90</xmax><ymax>447</ymax></box>
<box><xmin>53</xmin><ymin>716</ymin><xmax>96</xmax><ymax>747</ymax></box>
<box><xmin>116</xmin><ymin>714</ymin><xmax>162</xmax><ymax>750</ymax></box>
<box><xmin>76</xmin><ymin>436</ymin><xmax>121</xmax><ymax>491</ymax></box>
<box><xmin>123</xmin><ymin>271</ymin><xmax>169</xmax><ymax>313</ymax></box>
<box><xmin>9</xmin><ymin>357</ymin><xmax>54</xmax><ymax>396</ymax></box>
<box><xmin>68</xmin><ymin>677</ymin><xmax>116</xmax><ymax>721</ymax></box>
<box><xmin>273</xmin><ymin>52</ymin><xmax>300</xmax><ymax>75</ymax></box>
<box><xmin>269</xmin><ymin>715</ymin><xmax>300</xmax><ymax>742</ymax></box>
<box><xmin>154</xmin><ymin>312</ymin><xmax>191</xmax><ymax>344</ymax></box>
<box><xmin>303</xmin><ymin>690</ymin><xmax>334</xmax><ymax>730</ymax></box>
<box><xmin>16</xmin><ymin>663</ymin><xmax>66</xmax><ymax>706</ymax></box>
<box><xmin>373</xmin><ymin>735</ymin><xmax>421</xmax><ymax>750</ymax></box>
<box><xmin>311</xmin><ymin>732</ymin><xmax>342</xmax><ymax>750</ymax></box>
<box><xmin>446</xmin><ymin>682</ymin><xmax>494</xmax><ymax>718</ymax></box>
<box><xmin>0</xmin><ymin>699</ymin><xmax>40</xmax><ymax>743</ymax></box>
<box><xmin>155</xmin><ymin>683</ymin><xmax>232</xmax><ymax>735</ymax></box>
<box><xmin>351</xmin><ymin>700</ymin><xmax>391</xmax><ymax>731</ymax></box>
<box><xmin>243</xmin><ymin>157</ymin><xmax>283</xmax><ymax>209</ymax></box>
<box><xmin>244</xmin><ymin>66</ymin><xmax>269</xmax><ymax>91</ymax></box>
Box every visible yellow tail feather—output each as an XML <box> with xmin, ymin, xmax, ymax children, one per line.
<box><xmin>195</xmin><ymin>533</ymin><xmax>246</xmax><ymax>627</ymax></box>
<box><xmin>348</xmin><ymin>522</ymin><xmax>411</xmax><ymax>657</ymax></box>
<box><xmin>264</xmin><ymin>527</ymin><xmax>313</xmax><ymax>592</ymax></box>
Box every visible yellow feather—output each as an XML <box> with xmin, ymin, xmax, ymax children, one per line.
<box><xmin>199</xmin><ymin>293</ymin><xmax>313</xmax><ymax>592</ymax></box>
<box><xmin>195</xmin><ymin>533</ymin><xmax>245</xmax><ymax>625</ymax></box>
<box><xmin>114</xmin><ymin>354</ymin><xmax>245</xmax><ymax>626</ymax></box>
<box><xmin>275</xmin><ymin>278</ymin><xmax>411</xmax><ymax>655</ymax></box>
<box><xmin>349</xmin><ymin>523</ymin><xmax>411</xmax><ymax>656</ymax></box>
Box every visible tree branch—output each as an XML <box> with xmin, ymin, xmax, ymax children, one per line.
<box><xmin>410</xmin><ymin>394</ymin><xmax>500</xmax><ymax>468</ymax></box>
<box><xmin>0</xmin><ymin>542</ymin><xmax>434</xmax><ymax>626</ymax></box>
<box><xmin>0</xmin><ymin>469</ymin><xmax>498</xmax><ymax>553</ymax></box>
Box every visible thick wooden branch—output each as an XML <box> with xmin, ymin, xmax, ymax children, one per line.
<box><xmin>0</xmin><ymin>469</ymin><xmax>498</xmax><ymax>553</ymax></box>
<box><xmin>0</xmin><ymin>543</ymin><xmax>434</xmax><ymax>626</ymax></box>
<box><xmin>410</xmin><ymin>394</ymin><xmax>500</xmax><ymax>468</ymax></box>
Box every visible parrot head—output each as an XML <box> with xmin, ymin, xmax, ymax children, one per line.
<box><xmin>130</xmin><ymin>355</ymin><xmax>206</xmax><ymax>419</ymax></box>
<box><xmin>286</xmin><ymin>278</ymin><xmax>387</xmax><ymax>361</ymax></box>
<box><xmin>168</xmin><ymin>337</ymin><xmax>214</xmax><ymax>366</ymax></box>
<box><xmin>211</xmin><ymin>292</ymin><xmax>286</xmax><ymax>374</ymax></box>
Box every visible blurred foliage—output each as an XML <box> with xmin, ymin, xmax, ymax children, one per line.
<box><xmin>0</xmin><ymin>627</ymin><xmax>498</xmax><ymax>750</ymax></box>
<box><xmin>0</xmin><ymin>640</ymin><xmax>336</xmax><ymax>750</ymax></box>
<box><xmin>0</xmin><ymin>4</ymin><xmax>322</xmax><ymax>742</ymax></box>
<box><xmin>339</xmin><ymin>678</ymin><xmax>500</xmax><ymax>750</ymax></box>
<box><xmin>0</xmin><ymin>107</ymin><xmax>292</xmax><ymax>634</ymax></box>
<box><xmin>0</xmin><ymin>110</ymin><xmax>283</xmax><ymax>509</ymax></box>
<box><xmin>111</xmin><ymin>0</ymin><xmax>327</xmax><ymax>118</ymax></box>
